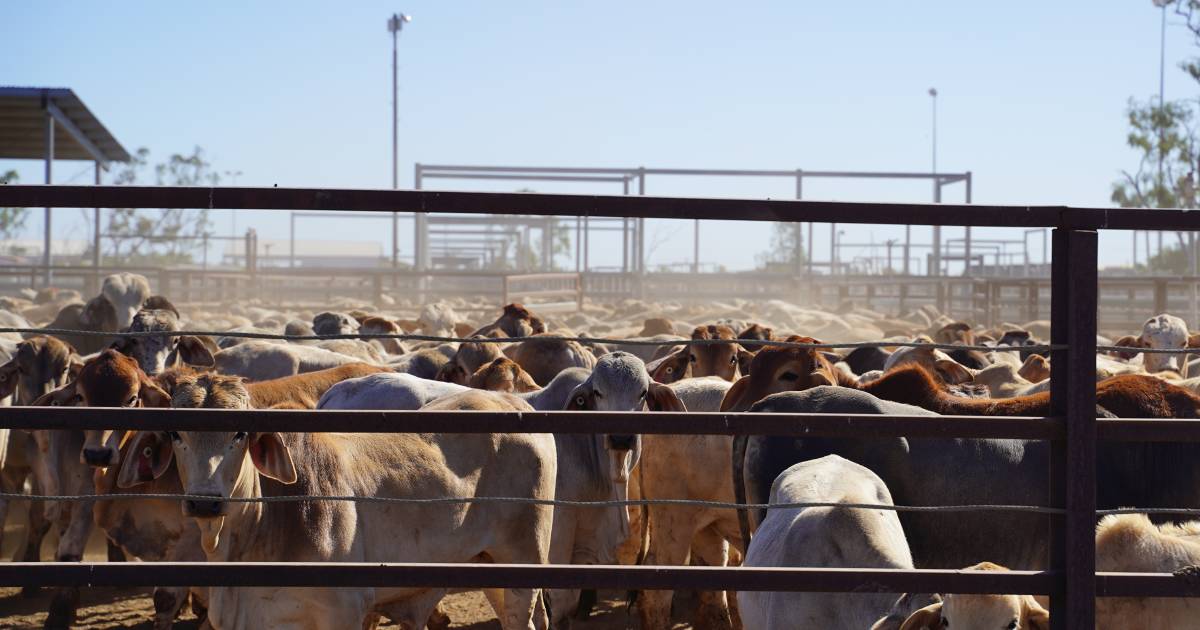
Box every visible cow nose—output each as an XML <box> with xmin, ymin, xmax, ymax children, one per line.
<box><xmin>82</xmin><ymin>448</ymin><xmax>114</xmax><ymax>467</ymax></box>
<box><xmin>184</xmin><ymin>496</ymin><xmax>225</xmax><ymax>518</ymax></box>
<box><xmin>607</xmin><ymin>434</ymin><xmax>637</xmax><ymax>451</ymax></box>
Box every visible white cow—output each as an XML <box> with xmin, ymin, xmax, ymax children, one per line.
<box><xmin>740</xmin><ymin>455</ymin><xmax>918</xmax><ymax>630</ymax></box>
<box><xmin>213</xmin><ymin>340</ymin><xmax>366</xmax><ymax>381</ymax></box>
<box><xmin>101</xmin><ymin>272</ymin><xmax>152</xmax><ymax>330</ymax></box>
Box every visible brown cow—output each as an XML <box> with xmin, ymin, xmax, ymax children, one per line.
<box><xmin>471</xmin><ymin>303</ymin><xmax>543</xmax><ymax>338</ymax></box>
<box><xmin>651</xmin><ymin>325</ymin><xmax>742</xmax><ymax>384</ymax></box>
<box><xmin>468</xmin><ymin>357</ymin><xmax>540</xmax><ymax>393</ymax></box>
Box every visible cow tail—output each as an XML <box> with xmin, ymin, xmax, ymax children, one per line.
<box><xmin>732</xmin><ymin>434</ymin><xmax>752</xmax><ymax>556</ymax></box>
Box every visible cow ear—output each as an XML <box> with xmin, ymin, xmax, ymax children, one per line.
<box><xmin>117</xmin><ymin>431</ymin><xmax>173</xmax><ymax>488</ymax></box>
<box><xmin>898</xmin><ymin>602</ymin><xmax>943</xmax><ymax>630</ymax></box>
<box><xmin>934</xmin><ymin>359</ymin><xmax>975</xmax><ymax>385</ymax></box>
<box><xmin>566</xmin><ymin>384</ymin><xmax>595</xmax><ymax>410</ymax></box>
<box><xmin>138</xmin><ymin>377</ymin><xmax>172</xmax><ymax>408</ymax></box>
<box><xmin>1023</xmin><ymin>597</ymin><xmax>1049</xmax><ymax>630</ymax></box>
<box><xmin>1189</xmin><ymin>332</ymin><xmax>1200</xmax><ymax>349</ymax></box>
<box><xmin>176</xmin><ymin>336</ymin><xmax>215</xmax><ymax>367</ymax></box>
<box><xmin>250</xmin><ymin>433</ymin><xmax>297</xmax><ymax>484</ymax></box>
<box><xmin>436</xmin><ymin>362</ymin><xmax>467</xmax><ymax>385</ymax></box>
<box><xmin>110</xmin><ymin>336</ymin><xmax>133</xmax><ymax>355</ymax></box>
<box><xmin>646</xmin><ymin>382</ymin><xmax>687</xmax><ymax>412</ymax></box>
<box><xmin>808</xmin><ymin>369</ymin><xmax>836</xmax><ymax>388</ymax></box>
<box><xmin>68</xmin><ymin>358</ymin><xmax>84</xmax><ymax>380</ymax></box>
<box><xmin>720</xmin><ymin>375</ymin><xmax>752</xmax><ymax>412</ymax></box>
<box><xmin>0</xmin><ymin>361</ymin><xmax>17</xmax><ymax>399</ymax></box>
<box><xmin>737</xmin><ymin>349</ymin><xmax>755</xmax><ymax>376</ymax></box>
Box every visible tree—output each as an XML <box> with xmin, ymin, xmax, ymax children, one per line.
<box><xmin>1111</xmin><ymin>1</ymin><xmax>1200</xmax><ymax>272</ymax></box>
<box><xmin>756</xmin><ymin>223</ymin><xmax>806</xmax><ymax>272</ymax></box>
<box><xmin>1110</xmin><ymin>99</ymin><xmax>1198</xmax><ymax>211</ymax></box>
<box><xmin>100</xmin><ymin>147</ymin><xmax>218</xmax><ymax>265</ymax></box>
<box><xmin>0</xmin><ymin>170</ymin><xmax>30</xmax><ymax>252</ymax></box>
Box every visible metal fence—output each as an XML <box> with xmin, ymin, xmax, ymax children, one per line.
<box><xmin>2</xmin><ymin>184</ymin><xmax>1200</xmax><ymax>630</ymax></box>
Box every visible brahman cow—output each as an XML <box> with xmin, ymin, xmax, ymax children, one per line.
<box><xmin>739</xmin><ymin>455</ymin><xmax>922</xmax><ymax>630</ymax></box>
<box><xmin>120</xmin><ymin>372</ymin><xmax>557</xmax><ymax>630</ymax></box>
<box><xmin>1094</xmin><ymin>514</ymin><xmax>1200</xmax><ymax>627</ymax></box>
<box><xmin>112</xmin><ymin>308</ymin><xmax>215</xmax><ymax>375</ymax></box>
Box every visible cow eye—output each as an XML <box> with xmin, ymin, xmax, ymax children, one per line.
<box><xmin>127</xmin><ymin>395</ymin><xmax>138</xmax><ymax>406</ymax></box>
<box><xmin>779</xmin><ymin>371</ymin><xmax>800</xmax><ymax>382</ymax></box>
<box><xmin>1006</xmin><ymin>621</ymin><xmax>1017</xmax><ymax>630</ymax></box>
<box><xmin>689</xmin><ymin>354</ymin><xmax>697</xmax><ymax>363</ymax></box>
<box><xmin>640</xmin><ymin>389</ymin><xmax>647</xmax><ymax>400</ymax></box>
<box><xmin>593</xmin><ymin>391</ymin><xmax>603</xmax><ymax>399</ymax></box>
<box><xmin>729</xmin><ymin>355</ymin><xmax>737</xmax><ymax>364</ymax></box>
<box><xmin>941</xmin><ymin>619</ymin><xmax>949</xmax><ymax>627</ymax></box>
<box><xmin>167</xmin><ymin>431</ymin><xmax>181</xmax><ymax>442</ymax></box>
<box><xmin>233</xmin><ymin>431</ymin><xmax>247</xmax><ymax>442</ymax></box>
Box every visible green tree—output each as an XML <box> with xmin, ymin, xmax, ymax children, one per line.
<box><xmin>756</xmin><ymin>223</ymin><xmax>806</xmax><ymax>272</ymax></box>
<box><xmin>1111</xmin><ymin>1</ymin><xmax>1200</xmax><ymax>272</ymax></box>
<box><xmin>1110</xmin><ymin>99</ymin><xmax>1197</xmax><ymax>211</ymax></box>
<box><xmin>0</xmin><ymin>170</ymin><xmax>30</xmax><ymax>250</ymax></box>
<box><xmin>101</xmin><ymin>146</ymin><xmax>218</xmax><ymax>265</ymax></box>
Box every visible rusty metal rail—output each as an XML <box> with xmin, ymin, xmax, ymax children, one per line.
<box><xmin>5</xmin><ymin>185</ymin><xmax>1200</xmax><ymax>629</ymax></box>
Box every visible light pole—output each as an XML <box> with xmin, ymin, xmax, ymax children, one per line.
<box><xmin>388</xmin><ymin>12</ymin><xmax>412</xmax><ymax>269</ymax></box>
<box><xmin>929</xmin><ymin>87</ymin><xmax>941</xmax><ymax>277</ymax></box>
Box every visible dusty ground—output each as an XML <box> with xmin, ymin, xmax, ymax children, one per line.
<box><xmin>0</xmin><ymin>507</ymin><xmax>695</xmax><ymax>629</ymax></box>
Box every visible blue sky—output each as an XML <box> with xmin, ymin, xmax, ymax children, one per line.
<box><xmin>1</xmin><ymin>1</ymin><xmax>1192</xmax><ymax>271</ymax></box>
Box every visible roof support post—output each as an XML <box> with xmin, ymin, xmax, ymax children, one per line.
<box><xmin>93</xmin><ymin>161</ymin><xmax>101</xmax><ymax>271</ymax></box>
<box><xmin>43</xmin><ymin>100</ymin><xmax>54</xmax><ymax>288</ymax></box>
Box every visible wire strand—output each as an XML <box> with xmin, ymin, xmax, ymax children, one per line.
<box><xmin>3</xmin><ymin>491</ymin><xmax>1068</xmax><ymax>515</ymax></box>
<box><xmin>0</xmin><ymin>327</ymin><xmax>1064</xmax><ymax>353</ymax></box>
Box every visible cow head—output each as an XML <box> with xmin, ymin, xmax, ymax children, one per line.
<box><xmin>111</xmin><ymin>308</ymin><xmax>214</xmax><ymax>376</ymax></box>
<box><xmin>118</xmin><ymin>372</ymin><xmax>295</xmax><ymax>554</ymax></box>
<box><xmin>687</xmin><ymin>324</ymin><xmax>742</xmax><ymax>382</ymax></box>
<box><xmin>493</xmin><ymin>303</ymin><xmax>538</xmax><ymax>337</ymax></box>
<box><xmin>884</xmin><ymin>344</ymin><xmax>976</xmax><ymax>386</ymax></box>
<box><xmin>469</xmin><ymin>357</ymin><xmax>540</xmax><ymax>393</ymax></box>
<box><xmin>312</xmin><ymin>311</ymin><xmax>360</xmax><ymax>337</ymax></box>
<box><xmin>896</xmin><ymin>563</ymin><xmax>1048</xmax><ymax>630</ymax></box>
<box><xmin>101</xmin><ymin>272</ymin><xmax>152</xmax><ymax>330</ymax></box>
<box><xmin>637</xmin><ymin>317</ymin><xmax>675</xmax><ymax>337</ymax></box>
<box><xmin>1140</xmin><ymin>313</ymin><xmax>1190</xmax><ymax>373</ymax></box>
<box><xmin>720</xmin><ymin>336</ymin><xmax>845</xmax><ymax>412</ymax></box>
<box><xmin>438</xmin><ymin>339</ymin><xmax>505</xmax><ymax>386</ymax></box>
<box><xmin>566</xmin><ymin>352</ymin><xmax>685</xmax><ymax>474</ymax></box>
<box><xmin>5</xmin><ymin>336</ymin><xmax>79</xmax><ymax>405</ymax></box>
<box><xmin>934</xmin><ymin>322</ymin><xmax>975</xmax><ymax>346</ymax></box>
<box><xmin>77</xmin><ymin>350</ymin><xmax>171</xmax><ymax>467</ymax></box>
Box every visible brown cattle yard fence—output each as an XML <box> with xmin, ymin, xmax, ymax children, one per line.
<box><xmin>2</xmin><ymin>185</ymin><xmax>1200</xmax><ymax>629</ymax></box>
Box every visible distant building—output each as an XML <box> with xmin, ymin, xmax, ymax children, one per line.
<box><xmin>222</xmin><ymin>239</ymin><xmax>386</xmax><ymax>269</ymax></box>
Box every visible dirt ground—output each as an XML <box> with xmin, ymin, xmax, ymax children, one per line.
<box><xmin>0</xmin><ymin>507</ymin><xmax>695</xmax><ymax>629</ymax></box>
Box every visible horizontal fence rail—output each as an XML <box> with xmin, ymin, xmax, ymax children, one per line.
<box><xmin>3</xmin><ymin>184</ymin><xmax>1200</xmax><ymax>230</ymax></box>
<box><xmin>3</xmin><ymin>564</ymin><xmax>1198</xmax><ymax>599</ymax></box>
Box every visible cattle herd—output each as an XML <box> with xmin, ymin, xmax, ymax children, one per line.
<box><xmin>2</xmin><ymin>272</ymin><xmax>1200</xmax><ymax>629</ymax></box>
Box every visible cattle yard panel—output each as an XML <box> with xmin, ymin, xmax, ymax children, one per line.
<box><xmin>3</xmin><ymin>185</ymin><xmax>1200</xmax><ymax>630</ymax></box>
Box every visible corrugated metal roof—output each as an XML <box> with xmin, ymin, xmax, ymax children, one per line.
<box><xmin>0</xmin><ymin>87</ymin><xmax>130</xmax><ymax>163</ymax></box>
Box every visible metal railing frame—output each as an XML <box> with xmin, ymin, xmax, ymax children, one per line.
<box><xmin>3</xmin><ymin>184</ymin><xmax>1200</xmax><ymax>630</ymax></box>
